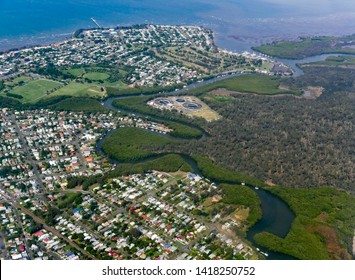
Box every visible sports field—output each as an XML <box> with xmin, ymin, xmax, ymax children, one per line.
<box><xmin>9</xmin><ymin>79</ymin><xmax>63</xmax><ymax>103</ymax></box>
<box><xmin>63</xmin><ymin>67</ymin><xmax>111</xmax><ymax>81</ymax></box>
<box><xmin>63</xmin><ymin>67</ymin><xmax>86</xmax><ymax>77</ymax></box>
<box><xmin>83</xmin><ymin>72</ymin><xmax>110</xmax><ymax>81</ymax></box>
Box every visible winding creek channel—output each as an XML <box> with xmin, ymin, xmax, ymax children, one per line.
<box><xmin>264</xmin><ymin>53</ymin><xmax>355</xmax><ymax>77</ymax></box>
<box><xmin>96</xmin><ymin>54</ymin><xmax>355</xmax><ymax>259</ymax></box>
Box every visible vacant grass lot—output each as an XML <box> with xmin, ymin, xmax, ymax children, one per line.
<box><xmin>220</xmin><ymin>184</ymin><xmax>262</xmax><ymax>226</ymax></box>
<box><xmin>9</xmin><ymin>79</ymin><xmax>62</xmax><ymax>103</ymax></box>
<box><xmin>105</xmin><ymin>80</ymin><xmax>130</xmax><ymax>90</ymax></box>
<box><xmin>190</xmin><ymin>74</ymin><xmax>302</xmax><ymax>96</ymax></box>
<box><xmin>51</xmin><ymin>82</ymin><xmax>106</xmax><ymax>98</ymax></box>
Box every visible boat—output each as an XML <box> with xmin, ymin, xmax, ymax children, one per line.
<box><xmin>260</xmin><ymin>251</ymin><xmax>269</xmax><ymax>257</ymax></box>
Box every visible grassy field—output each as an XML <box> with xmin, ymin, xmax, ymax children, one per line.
<box><xmin>106</xmin><ymin>80</ymin><xmax>130</xmax><ymax>90</ymax></box>
<box><xmin>189</xmin><ymin>74</ymin><xmax>302</xmax><ymax>96</ymax></box>
<box><xmin>8</xmin><ymin>79</ymin><xmax>63</xmax><ymax>103</ymax></box>
<box><xmin>2</xmin><ymin>78</ymin><xmax>107</xmax><ymax>102</ymax></box>
<box><xmin>63</xmin><ymin>67</ymin><xmax>111</xmax><ymax>80</ymax></box>
<box><xmin>63</xmin><ymin>67</ymin><xmax>86</xmax><ymax>77</ymax></box>
<box><xmin>51</xmin><ymin>82</ymin><xmax>107</xmax><ymax>98</ymax></box>
<box><xmin>254</xmin><ymin>187</ymin><xmax>355</xmax><ymax>259</ymax></box>
<box><xmin>83</xmin><ymin>72</ymin><xmax>110</xmax><ymax>81</ymax></box>
<box><xmin>112</xmin><ymin>95</ymin><xmax>158</xmax><ymax>112</ymax></box>
<box><xmin>220</xmin><ymin>184</ymin><xmax>262</xmax><ymax>227</ymax></box>
<box><xmin>102</xmin><ymin>127</ymin><xmax>175</xmax><ymax>162</ymax></box>
<box><xmin>63</xmin><ymin>66</ymin><xmax>128</xmax><ymax>86</ymax></box>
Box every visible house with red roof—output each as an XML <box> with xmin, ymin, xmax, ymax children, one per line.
<box><xmin>33</xmin><ymin>230</ymin><xmax>43</xmax><ymax>237</ymax></box>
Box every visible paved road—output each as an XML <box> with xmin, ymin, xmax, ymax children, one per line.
<box><xmin>17</xmin><ymin>204</ymin><xmax>96</xmax><ymax>260</ymax></box>
<box><xmin>11</xmin><ymin>205</ymin><xmax>34</xmax><ymax>259</ymax></box>
<box><xmin>74</xmin><ymin>136</ymin><xmax>87</xmax><ymax>171</ymax></box>
<box><xmin>8</xmin><ymin>112</ymin><xmax>46</xmax><ymax>194</ymax></box>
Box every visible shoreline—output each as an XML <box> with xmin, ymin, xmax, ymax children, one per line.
<box><xmin>0</xmin><ymin>24</ymin><xmax>214</xmax><ymax>54</ymax></box>
<box><xmin>0</xmin><ymin>33</ymin><xmax>73</xmax><ymax>53</ymax></box>
<box><xmin>2</xmin><ymin>22</ymin><xmax>355</xmax><ymax>55</ymax></box>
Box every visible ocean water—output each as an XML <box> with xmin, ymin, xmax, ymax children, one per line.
<box><xmin>1</xmin><ymin>0</ymin><xmax>355</xmax><ymax>51</ymax></box>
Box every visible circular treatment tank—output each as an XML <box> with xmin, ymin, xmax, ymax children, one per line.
<box><xmin>155</xmin><ymin>98</ymin><xmax>172</xmax><ymax>106</ymax></box>
<box><xmin>182</xmin><ymin>102</ymin><xmax>202</xmax><ymax>110</ymax></box>
<box><xmin>176</xmin><ymin>98</ymin><xmax>185</xmax><ymax>103</ymax></box>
